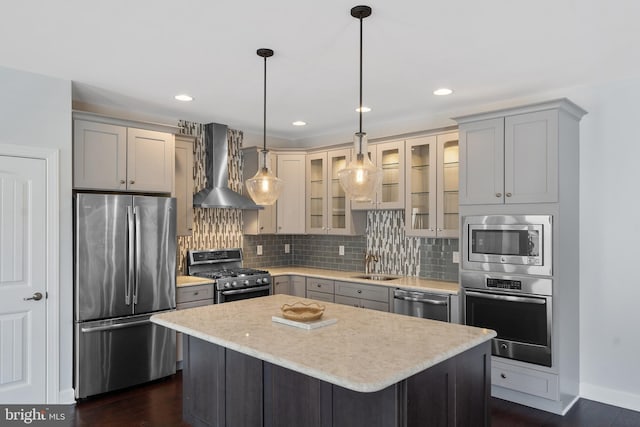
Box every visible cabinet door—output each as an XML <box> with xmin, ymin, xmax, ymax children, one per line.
<box><xmin>327</xmin><ymin>149</ymin><xmax>352</xmax><ymax>235</ymax></box>
<box><xmin>306</xmin><ymin>153</ymin><xmax>327</xmax><ymax>234</ymax></box>
<box><xmin>73</xmin><ymin>120</ymin><xmax>127</xmax><ymax>190</ymax></box>
<box><xmin>174</xmin><ymin>136</ymin><xmax>194</xmax><ymax>236</ymax></box>
<box><xmin>436</xmin><ymin>132</ymin><xmax>460</xmax><ymax>237</ymax></box>
<box><xmin>273</xmin><ymin>276</ymin><xmax>291</xmax><ymax>295</ymax></box>
<box><xmin>459</xmin><ymin>118</ymin><xmax>504</xmax><ymax>205</ymax></box>
<box><xmin>504</xmin><ymin>110</ymin><xmax>558</xmax><ymax>204</ymax></box>
<box><xmin>350</xmin><ymin>148</ymin><xmax>377</xmax><ymax>210</ymax></box>
<box><xmin>127</xmin><ymin>128</ymin><xmax>174</xmax><ymax>193</ymax></box>
<box><xmin>290</xmin><ymin>276</ymin><xmax>307</xmax><ymax>297</ymax></box>
<box><xmin>377</xmin><ymin>141</ymin><xmax>405</xmax><ymax>209</ymax></box>
<box><xmin>405</xmin><ymin>136</ymin><xmax>437</xmax><ymax>237</ymax></box>
<box><xmin>276</xmin><ymin>154</ymin><xmax>306</xmax><ymax>234</ymax></box>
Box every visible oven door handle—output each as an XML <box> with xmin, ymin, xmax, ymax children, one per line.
<box><xmin>220</xmin><ymin>285</ymin><xmax>271</xmax><ymax>296</ymax></box>
<box><xmin>464</xmin><ymin>290</ymin><xmax>546</xmax><ymax>305</ymax></box>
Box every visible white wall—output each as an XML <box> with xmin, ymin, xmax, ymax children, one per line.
<box><xmin>570</xmin><ymin>79</ymin><xmax>640</xmax><ymax>411</ymax></box>
<box><xmin>0</xmin><ymin>66</ymin><xmax>73</xmax><ymax>402</ymax></box>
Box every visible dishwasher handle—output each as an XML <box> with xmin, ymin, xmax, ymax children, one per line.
<box><xmin>393</xmin><ymin>289</ymin><xmax>448</xmax><ymax>305</ymax></box>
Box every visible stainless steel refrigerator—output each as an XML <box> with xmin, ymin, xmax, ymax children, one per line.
<box><xmin>74</xmin><ymin>193</ymin><xmax>177</xmax><ymax>399</ymax></box>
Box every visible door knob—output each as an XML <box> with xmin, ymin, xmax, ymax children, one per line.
<box><xmin>24</xmin><ymin>292</ymin><xmax>43</xmax><ymax>301</ymax></box>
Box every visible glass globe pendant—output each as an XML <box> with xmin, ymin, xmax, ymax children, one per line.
<box><xmin>337</xmin><ymin>5</ymin><xmax>382</xmax><ymax>202</ymax></box>
<box><xmin>246</xmin><ymin>148</ymin><xmax>283</xmax><ymax>205</ymax></box>
<box><xmin>245</xmin><ymin>48</ymin><xmax>283</xmax><ymax>206</ymax></box>
<box><xmin>338</xmin><ymin>131</ymin><xmax>381</xmax><ymax>202</ymax></box>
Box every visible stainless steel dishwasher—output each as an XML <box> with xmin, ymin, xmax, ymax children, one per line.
<box><xmin>393</xmin><ymin>288</ymin><xmax>450</xmax><ymax>322</ymax></box>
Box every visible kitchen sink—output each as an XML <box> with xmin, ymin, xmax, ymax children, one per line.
<box><xmin>351</xmin><ymin>274</ymin><xmax>399</xmax><ymax>281</ymax></box>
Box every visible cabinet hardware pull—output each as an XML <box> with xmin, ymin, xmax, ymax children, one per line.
<box><xmin>130</xmin><ymin>180</ymin><xmax>135</xmax><ymax>184</ymax></box>
<box><xmin>500</xmin><ymin>373</ymin><xmax>506</xmax><ymax>379</ymax></box>
<box><xmin>120</xmin><ymin>180</ymin><xmax>126</xmax><ymax>184</ymax></box>
<box><xmin>506</xmin><ymin>192</ymin><xmax>512</xmax><ymax>197</ymax></box>
<box><xmin>357</xmin><ymin>290</ymin><xmax>362</xmax><ymax>294</ymax></box>
<box><xmin>495</xmin><ymin>193</ymin><xmax>502</xmax><ymax>197</ymax></box>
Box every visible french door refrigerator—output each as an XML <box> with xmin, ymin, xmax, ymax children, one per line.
<box><xmin>74</xmin><ymin>193</ymin><xmax>177</xmax><ymax>398</ymax></box>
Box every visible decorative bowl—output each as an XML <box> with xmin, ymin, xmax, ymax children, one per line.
<box><xmin>280</xmin><ymin>302</ymin><xmax>325</xmax><ymax>322</ymax></box>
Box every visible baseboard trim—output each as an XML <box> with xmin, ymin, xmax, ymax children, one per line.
<box><xmin>58</xmin><ymin>388</ymin><xmax>76</xmax><ymax>405</ymax></box>
<box><xmin>581</xmin><ymin>382</ymin><xmax>640</xmax><ymax>412</ymax></box>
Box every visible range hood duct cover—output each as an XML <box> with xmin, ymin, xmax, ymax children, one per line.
<box><xmin>193</xmin><ymin>123</ymin><xmax>262</xmax><ymax>209</ymax></box>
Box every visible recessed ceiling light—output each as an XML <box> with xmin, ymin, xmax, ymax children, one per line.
<box><xmin>433</xmin><ymin>88</ymin><xmax>453</xmax><ymax>96</ymax></box>
<box><xmin>355</xmin><ymin>106</ymin><xmax>371</xmax><ymax>113</ymax></box>
<box><xmin>174</xmin><ymin>94</ymin><xmax>194</xmax><ymax>102</ymax></box>
<box><xmin>292</xmin><ymin>121</ymin><xmax>307</xmax><ymax>126</ymax></box>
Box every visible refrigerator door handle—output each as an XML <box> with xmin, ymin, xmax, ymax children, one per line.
<box><xmin>126</xmin><ymin>205</ymin><xmax>135</xmax><ymax>306</ymax></box>
<box><xmin>81</xmin><ymin>319</ymin><xmax>150</xmax><ymax>333</ymax></box>
<box><xmin>133</xmin><ymin>206</ymin><xmax>141</xmax><ymax>305</ymax></box>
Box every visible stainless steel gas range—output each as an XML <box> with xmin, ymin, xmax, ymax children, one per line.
<box><xmin>187</xmin><ymin>248</ymin><xmax>271</xmax><ymax>303</ymax></box>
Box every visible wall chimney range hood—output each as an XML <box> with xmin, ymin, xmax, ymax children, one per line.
<box><xmin>193</xmin><ymin>123</ymin><xmax>262</xmax><ymax>209</ymax></box>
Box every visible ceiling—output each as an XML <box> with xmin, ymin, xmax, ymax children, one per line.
<box><xmin>1</xmin><ymin>1</ymin><xmax>637</xmax><ymax>145</ymax></box>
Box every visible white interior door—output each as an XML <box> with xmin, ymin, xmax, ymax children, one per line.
<box><xmin>0</xmin><ymin>155</ymin><xmax>47</xmax><ymax>403</ymax></box>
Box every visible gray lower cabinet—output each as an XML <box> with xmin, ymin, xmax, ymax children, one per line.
<box><xmin>306</xmin><ymin>278</ymin><xmax>335</xmax><ymax>302</ymax></box>
<box><xmin>176</xmin><ymin>284</ymin><xmax>214</xmax><ymax>364</ymax></box>
<box><xmin>334</xmin><ymin>281</ymin><xmax>389</xmax><ymax>312</ymax></box>
<box><xmin>182</xmin><ymin>335</ymin><xmax>491</xmax><ymax>427</ymax></box>
<box><xmin>273</xmin><ymin>275</ymin><xmax>307</xmax><ymax>297</ymax></box>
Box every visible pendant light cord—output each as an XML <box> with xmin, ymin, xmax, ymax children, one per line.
<box><xmin>358</xmin><ymin>13</ymin><xmax>363</xmax><ymax>138</ymax></box>
<box><xmin>263</xmin><ymin>54</ymin><xmax>267</xmax><ymax>153</ymax></box>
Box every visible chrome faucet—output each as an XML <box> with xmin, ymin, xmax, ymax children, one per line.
<box><xmin>364</xmin><ymin>251</ymin><xmax>379</xmax><ymax>274</ymax></box>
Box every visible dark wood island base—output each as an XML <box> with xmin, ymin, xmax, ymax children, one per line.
<box><xmin>182</xmin><ymin>335</ymin><xmax>491</xmax><ymax>427</ymax></box>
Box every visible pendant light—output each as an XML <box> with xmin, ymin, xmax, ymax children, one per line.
<box><xmin>337</xmin><ymin>5</ymin><xmax>382</xmax><ymax>202</ymax></box>
<box><xmin>246</xmin><ymin>48</ymin><xmax>284</xmax><ymax>205</ymax></box>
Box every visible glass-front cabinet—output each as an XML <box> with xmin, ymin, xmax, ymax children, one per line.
<box><xmin>405</xmin><ymin>132</ymin><xmax>459</xmax><ymax>238</ymax></box>
<box><xmin>351</xmin><ymin>140</ymin><xmax>405</xmax><ymax>210</ymax></box>
<box><xmin>306</xmin><ymin>149</ymin><xmax>352</xmax><ymax>235</ymax></box>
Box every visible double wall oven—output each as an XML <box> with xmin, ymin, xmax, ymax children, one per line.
<box><xmin>462</xmin><ymin>215</ymin><xmax>553</xmax><ymax>367</ymax></box>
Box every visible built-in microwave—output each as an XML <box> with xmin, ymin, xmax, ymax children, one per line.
<box><xmin>462</xmin><ymin>215</ymin><xmax>552</xmax><ymax>276</ymax></box>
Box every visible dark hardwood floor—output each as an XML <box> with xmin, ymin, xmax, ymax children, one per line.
<box><xmin>72</xmin><ymin>371</ymin><xmax>640</xmax><ymax>427</ymax></box>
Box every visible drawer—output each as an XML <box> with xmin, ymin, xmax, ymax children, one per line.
<box><xmin>492</xmin><ymin>360</ymin><xmax>559</xmax><ymax>400</ymax></box>
<box><xmin>335</xmin><ymin>281</ymin><xmax>389</xmax><ymax>303</ymax></box>
<box><xmin>334</xmin><ymin>294</ymin><xmax>360</xmax><ymax>308</ymax></box>
<box><xmin>306</xmin><ymin>278</ymin><xmax>334</xmax><ymax>294</ymax></box>
<box><xmin>307</xmin><ymin>290</ymin><xmax>334</xmax><ymax>303</ymax></box>
<box><xmin>335</xmin><ymin>295</ymin><xmax>389</xmax><ymax>312</ymax></box>
<box><xmin>176</xmin><ymin>284</ymin><xmax>214</xmax><ymax>304</ymax></box>
<box><xmin>177</xmin><ymin>299</ymin><xmax>213</xmax><ymax>310</ymax></box>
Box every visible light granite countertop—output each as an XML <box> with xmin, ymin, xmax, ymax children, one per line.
<box><xmin>151</xmin><ymin>294</ymin><xmax>494</xmax><ymax>393</ymax></box>
<box><xmin>176</xmin><ymin>275</ymin><xmax>215</xmax><ymax>287</ymax></box>
<box><xmin>263</xmin><ymin>266</ymin><xmax>460</xmax><ymax>295</ymax></box>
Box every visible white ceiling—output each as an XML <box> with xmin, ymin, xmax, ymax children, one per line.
<box><xmin>1</xmin><ymin>1</ymin><xmax>638</xmax><ymax>144</ymax></box>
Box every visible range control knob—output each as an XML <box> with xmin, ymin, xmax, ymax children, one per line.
<box><xmin>256</xmin><ymin>278</ymin><xmax>263</xmax><ymax>284</ymax></box>
<box><xmin>262</xmin><ymin>277</ymin><xmax>270</xmax><ymax>284</ymax></box>
<box><xmin>224</xmin><ymin>282</ymin><xmax>232</xmax><ymax>289</ymax></box>
<box><xmin>243</xmin><ymin>280</ymin><xmax>249</xmax><ymax>286</ymax></box>
<box><xmin>231</xmin><ymin>281</ymin><xmax>238</xmax><ymax>288</ymax></box>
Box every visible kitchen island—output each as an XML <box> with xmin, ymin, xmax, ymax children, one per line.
<box><xmin>151</xmin><ymin>294</ymin><xmax>495</xmax><ymax>427</ymax></box>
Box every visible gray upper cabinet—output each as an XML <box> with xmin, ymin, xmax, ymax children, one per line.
<box><xmin>174</xmin><ymin>135</ymin><xmax>194</xmax><ymax>236</ymax></box>
<box><xmin>74</xmin><ymin>119</ymin><xmax>174</xmax><ymax>193</ymax></box>
<box><xmin>457</xmin><ymin>109</ymin><xmax>559</xmax><ymax>205</ymax></box>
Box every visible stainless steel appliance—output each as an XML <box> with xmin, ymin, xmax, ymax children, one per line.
<box><xmin>74</xmin><ymin>193</ymin><xmax>177</xmax><ymax>399</ymax></box>
<box><xmin>462</xmin><ymin>214</ymin><xmax>552</xmax><ymax>276</ymax></box>
<box><xmin>187</xmin><ymin>248</ymin><xmax>271</xmax><ymax>303</ymax></box>
<box><xmin>393</xmin><ymin>289</ymin><xmax>450</xmax><ymax>322</ymax></box>
<box><xmin>462</xmin><ymin>271</ymin><xmax>552</xmax><ymax>367</ymax></box>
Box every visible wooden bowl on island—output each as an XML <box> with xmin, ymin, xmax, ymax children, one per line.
<box><xmin>280</xmin><ymin>302</ymin><xmax>325</xmax><ymax>322</ymax></box>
